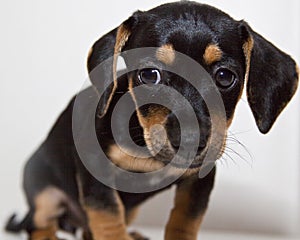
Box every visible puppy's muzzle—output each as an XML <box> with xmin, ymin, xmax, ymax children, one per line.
<box><xmin>165</xmin><ymin>112</ymin><xmax>210</xmax><ymax>157</ymax></box>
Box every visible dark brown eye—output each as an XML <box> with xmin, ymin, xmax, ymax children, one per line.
<box><xmin>215</xmin><ymin>68</ymin><xmax>237</xmax><ymax>89</ymax></box>
<box><xmin>138</xmin><ymin>68</ymin><xmax>161</xmax><ymax>85</ymax></box>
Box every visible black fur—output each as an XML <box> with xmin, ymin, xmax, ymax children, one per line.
<box><xmin>5</xmin><ymin>1</ymin><xmax>298</xmax><ymax>239</ymax></box>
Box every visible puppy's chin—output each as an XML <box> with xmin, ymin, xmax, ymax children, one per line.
<box><xmin>161</xmin><ymin>153</ymin><xmax>205</xmax><ymax>169</ymax></box>
<box><xmin>149</xmin><ymin>144</ymin><xmax>208</xmax><ymax>170</ymax></box>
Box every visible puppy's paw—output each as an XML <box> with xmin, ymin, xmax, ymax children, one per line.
<box><xmin>129</xmin><ymin>231</ymin><xmax>149</xmax><ymax>240</ymax></box>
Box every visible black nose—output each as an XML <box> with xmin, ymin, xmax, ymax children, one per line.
<box><xmin>166</xmin><ymin>113</ymin><xmax>208</xmax><ymax>155</ymax></box>
<box><xmin>165</xmin><ymin>113</ymin><xmax>181</xmax><ymax>149</ymax></box>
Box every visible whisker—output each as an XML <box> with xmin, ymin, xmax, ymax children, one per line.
<box><xmin>217</xmin><ymin>130</ymin><xmax>254</xmax><ymax>169</ymax></box>
<box><xmin>225</xmin><ymin>148</ymin><xmax>252</xmax><ymax>167</ymax></box>
<box><xmin>218</xmin><ymin>156</ymin><xmax>230</xmax><ymax>168</ymax></box>
<box><xmin>225</xmin><ymin>146</ymin><xmax>252</xmax><ymax>166</ymax></box>
<box><xmin>222</xmin><ymin>151</ymin><xmax>239</xmax><ymax>167</ymax></box>
<box><xmin>226</xmin><ymin>134</ymin><xmax>253</xmax><ymax>160</ymax></box>
<box><xmin>228</xmin><ymin>129</ymin><xmax>252</xmax><ymax>137</ymax></box>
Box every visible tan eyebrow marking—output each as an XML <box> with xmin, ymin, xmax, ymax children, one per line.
<box><xmin>156</xmin><ymin>44</ymin><xmax>176</xmax><ymax>65</ymax></box>
<box><xmin>203</xmin><ymin>44</ymin><xmax>223</xmax><ymax>65</ymax></box>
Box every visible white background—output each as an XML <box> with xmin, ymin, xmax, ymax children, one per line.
<box><xmin>0</xmin><ymin>0</ymin><xmax>299</xmax><ymax>239</ymax></box>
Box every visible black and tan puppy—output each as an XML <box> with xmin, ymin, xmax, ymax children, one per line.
<box><xmin>5</xmin><ymin>1</ymin><xmax>299</xmax><ymax>240</ymax></box>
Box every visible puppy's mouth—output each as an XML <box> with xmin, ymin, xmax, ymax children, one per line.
<box><xmin>152</xmin><ymin>146</ymin><xmax>208</xmax><ymax>170</ymax></box>
<box><xmin>144</xmin><ymin>125</ymin><xmax>211</xmax><ymax>170</ymax></box>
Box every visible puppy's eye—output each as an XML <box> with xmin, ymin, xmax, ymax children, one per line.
<box><xmin>138</xmin><ymin>68</ymin><xmax>161</xmax><ymax>85</ymax></box>
<box><xmin>215</xmin><ymin>68</ymin><xmax>237</xmax><ymax>89</ymax></box>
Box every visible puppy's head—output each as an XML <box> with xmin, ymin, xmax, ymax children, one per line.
<box><xmin>87</xmin><ymin>2</ymin><xmax>299</xmax><ymax>171</ymax></box>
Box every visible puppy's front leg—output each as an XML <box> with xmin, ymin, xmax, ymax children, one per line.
<box><xmin>80</xmin><ymin>177</ymin><xmax>133</xmax><ymax>240</ymax></box>
<box><xmin>85</xmin><ymin>199</ymin><xmax>131</xmax><ymax>240</ymax></box>
<box><xmin>165</xmin><ymin>168</ymin><xmax>216</xmax><ymax>240</ymax></box>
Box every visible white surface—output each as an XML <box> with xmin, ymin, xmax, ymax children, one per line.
<box><xmin>0</xmin><ymin>0</ymin><xmax>299</xmax><ymax>239</ymax></box>
<box><xmin>135</xmin><ymin>227</ymin><xmax>300</xmax><ymax>240</ymax></box>
<box><xmin>1</xmin><ymin>227</ymin><xmax>300</xmax><ymax>240</ymax></box>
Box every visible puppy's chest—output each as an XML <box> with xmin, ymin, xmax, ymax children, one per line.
<box><xmin>108</xmin><ymin>143</ymin><xmax>184</xmax><ymax>180</ymax></box>
<box><xmin>107</xmin><ymin>144</ymin><xmax>164</xmax><ymax>172</ymax></box>
<box><xmin>117</xmin><ymin>183</ymin><xmax>174</xmax><ymax>210</ymax></box>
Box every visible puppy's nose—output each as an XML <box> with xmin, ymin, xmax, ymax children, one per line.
<box><xmin>166</xmin><ymin>113</ymin><xmax>208</xmax><ymax>155</ymax></box>
<box><xmin>165</xmin><ymin>113</ymin><xmax>181</xmax><ymax>150</ymax></box>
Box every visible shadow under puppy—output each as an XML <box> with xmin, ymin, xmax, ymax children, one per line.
<box><xmin>5</xmin><ymin>1</ymin><xmax>299</xmax><ymax>240</ymax></box>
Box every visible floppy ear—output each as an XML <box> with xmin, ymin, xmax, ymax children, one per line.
<box><xmin>87</xmin><ymin>13</ymin><xmax>140</xmax><ymax>118</ymax></box>
<box><xmin>240</xmin><ymin>22</ymin><xmax>299</xmax><ymax>134</ymax></box>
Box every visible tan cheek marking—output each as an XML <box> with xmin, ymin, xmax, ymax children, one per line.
<box><xmin>108</xmin><ymin>144</ymin><xmax>164</xmax><ymax>172</ymax></box>
<box><xmin>156</xmin><ymin>44</ymin><xmax>176</xmax><ymax>65</ymax></box>
<box><xmin>296</xmin><ymin>65</ymin><xmax>299</xmax><ymax>78</ymax></box>
<box><xmin>128</xmin><ymin>77</ymin><xmax>172</xmax><ymax>156</ymax></box>
<box><xmin>128</xmin><ymin>77</ymin><xmax>169</xmax><ymax>129</ymax></box>
<box><xmin>145</xmin><ymin>106</ymin><xmax>170</xmax><ymax>128</ymax></box>
<box><xmin>243</xmin><ymin>36</ymin><xmax>254</xmax><ymax>82</ymax></box>
<box><xmin>203</xmin><ymin>44</ymin><xmax>223</xmax><ymax>65</ymax></box>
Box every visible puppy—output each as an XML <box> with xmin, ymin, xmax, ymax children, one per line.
<box><xmin>5</xmin><ymin>1</ymin><xmax>299</xmax><ymax>240</ymax></box>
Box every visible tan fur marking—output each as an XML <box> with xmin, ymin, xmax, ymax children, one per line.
<box><xmin>296</xmin><ymin>65</ymin><xmax>300</xmax><ymax>78</ymax></box>
<box><xmin>243</xmin><ymin>36</ymin><xmax>254</xmax><ymax>82</ymax></box>
<box><xmin>108</xmin><ymin>144</ymin><xmax>164</xmax><ymax>172</ymax></box>
<box><xmin>76</xmin><ymin>172</ymin><xmax>85</xmax><ymax>208</ymax></box>
<box><xmin>87</xmin><ymin>47</ymin><xmax>93</xmax><ymax>61</ymax></box>
<box><xmin>129</xmin><ymin>76</ymin><xmax>171</xmax><ymax>156</ymax></box>
<box><xmin>125</xmin><ymin>207</ymin><xmax>140</xmax><ymax>225</ymax></box>
<box><xmin>86</xmin><ymin>209</ymin><xmax>131</xmax><ymax>240</ymax></box>
<box><xmin>109</xmin><ymin>144</ymin><xmax>205</xmax><ymax>176</ymax></box>
<box><xmin>113</xmin><ymin>24</ymin><xmax>131</xmax><ymax>86</ymax></box>
<box><xmin>98</xmin><ymin>24</ymin><xmax>131</xmax><ymax>118</ymax></box>
<box><xmin>156</xmin><ymin>44</ymin><xmax>176</xmax><ymax>65</ymax></box>
<box><xmin>128</xmin><ymin>76</ymin><xmax>138</xmax><ymax>107</ymax></box>
<box><xmin>128</xmin><ymin>76</ymin><xmax>149</xmax><ymax>137</ymax></box>
<box><xmin>129</xmin><ymin>76</ymin><xmax>228</xmax><ymax>173</ymax></box>
<box><xmin>128</xmin><ymin>77</ymin><xmax>169</xmax><ymax>129</ymax></box>
<box><xmin>165</xmin><ymin>183</ymin><xmax>205</xmax><ymax>240</ymax></box>
<box><xmin>85</xmin><ymin>193</ymin><xmax>133</xmax><ymax>240</ymax></box>
<box><xmin>203</xmin><ymin>44</ymin><xmax>223</xmax><ymax>65</ymax></box>
<box><xmin>31</xmin><ymin>225</ymin><xmax>58</xmax><ymax>240</ymax></box>
<box><xmin>33</xmin><ymin>187</ymin><xmax>67</xmax><ymax>229</ymax></box>
<box><xmin>141</xmin><ymin>106</ymin><xmax>170</xmax><ymax>129</ymax></box>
